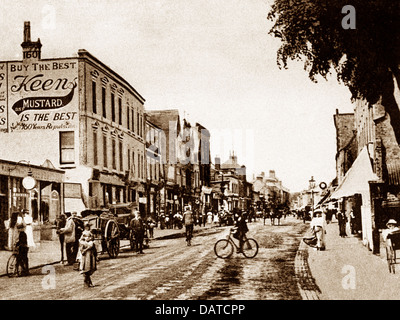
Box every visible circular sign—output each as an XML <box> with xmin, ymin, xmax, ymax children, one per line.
<box><xmin>22</xmin><ymin>176</ymin><xmax>36</xmax><ymax>190</ymax></box>
<box><xmin>319</xmin><ymin>182</ymin><xmax>327</xmax><ymax>190</ymax></box>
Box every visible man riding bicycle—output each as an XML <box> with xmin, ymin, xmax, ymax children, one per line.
<box><xmin>183</xmin><ymin>205</ymin><xmax>194</xmax><ymax>246</ymax></box>
<box><xmin>234</xmin><ymin>211</ymin><xmax>249</xmax><ymax>253</ymax></box>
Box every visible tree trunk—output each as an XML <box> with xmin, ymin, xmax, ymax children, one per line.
<box><xmin>381</xmin><ymin>69</ymin><xmax>400</xmax><ymax>146</ymax></box>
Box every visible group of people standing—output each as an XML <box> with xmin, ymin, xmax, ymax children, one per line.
<box><xmin>56</xmin><ymin>211</ymin><xmax>97</xmax><ymax>287</ymax></box>
<box><xmin>4</xmin><ymin>209</ymin><xmax>36</xmax><ymax>276</ymax></box>
<box><xmin>304</xmin><ymin>207</ymin><xmax>362</xmax><ymax>251</ymax></box>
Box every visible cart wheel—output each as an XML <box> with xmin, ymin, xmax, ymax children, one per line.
<box><xmin>393</xmin><ymin>250</ymin><xmax>397</xmax><ymax>274</ymax></box>
<box><xmin>105</xmin><ymin>220</ymin><xmax>120</xmax><ymax>258</ymax></box>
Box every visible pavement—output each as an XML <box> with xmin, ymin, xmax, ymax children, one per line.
<box><xmin>303</xmin><ymin>217</ymin><xmax>400</xmax><ymax>300</ymax></box>
<box><xmin>2</xmin><ymin>218</ymin><xmax>400</xmax><ymax>300</ymax></box>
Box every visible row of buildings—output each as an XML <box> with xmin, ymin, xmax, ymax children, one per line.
<box><xmin>293</xmin><ymin>76</ymin><xmax>400</xmax><ymax>255</ymax></box>
<box><xmin>0</xmin><ymin>22</ymin><xmax>290</xmax><ymax>248</ymax></box>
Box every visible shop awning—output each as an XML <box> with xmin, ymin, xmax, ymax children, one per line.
<box><xmin>330</xmin><ymin>147</ymin><xmax>379</xmax><ymax>199</ymax></box>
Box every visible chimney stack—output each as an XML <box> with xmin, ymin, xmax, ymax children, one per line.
<box><xmin>21</xmin><ymin>21</ymin><xmax>42</xmax><ymax>61</ymax></box>
<box><xmin>23</xmin><ymin>21</ymin><xmax>31</xmax><ymax>42</ymax></box>
<box><xmin>215</xmin><ymin>156</ymin><xmax>221</xmax><ymax>170</ymax></box>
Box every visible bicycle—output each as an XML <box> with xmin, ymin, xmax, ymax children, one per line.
<box><xmin>214</xmin><ymin>227</ymin><xmax>259</xmax><ymax>258</ymax></box>
<box><xmin>6</xmin><ymin>250</ymin><xmax>22</xmax><ymax>278</ymax></box>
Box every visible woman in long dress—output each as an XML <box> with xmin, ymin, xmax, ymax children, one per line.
<box><xmin>310</xmin><ymin>209</ymin><xmax>327</xmax><ymax>250</ymax></box>
<box><xmin>23</xmin><ymin>211</ymin><xmax>36</xmax><ymax>249</ymax></box>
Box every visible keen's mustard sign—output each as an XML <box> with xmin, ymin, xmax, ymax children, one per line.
<box><xmin>2</xmin><ymin>59</ymin><xmax>78</xmax><ymax>132</ymax></box>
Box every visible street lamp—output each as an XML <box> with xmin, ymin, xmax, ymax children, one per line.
<box><xmin>309</xmin><ymin>176</ymin><xmax>316</xmax><ymax>217</ymax></box>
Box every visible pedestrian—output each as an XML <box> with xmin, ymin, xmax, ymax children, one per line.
<box><xmin>16</xmin><ymin>230</ymin><xmax>29</xmax><ymax>276</ymax></box>
<box><xmin>58</xmin><ymin>212</ymin><xmax>76</xmax><ymax>265</ymax></box>
<box><xmin>337</xmin><ymin>210</ymin><xmax>347</xmax><ymax>237</ymax></box>
<box><xmin>7</xmin><ymin>211</ymin><xmax>19</xmax><ymax>251</ymax></box>
<box><xmin>349</xmin><ymin>209</ymin><xmax>356</xmax><ymax>234</ymax></box>
<box><xmin>130</xmin><ymin>211</ymin><xmax>145</xmax><ymax>254</ymax></box>
<box><xmin>213</xmin><ymin>210</ymin><xmax>219</xmax><ymax>225</ymax></box>
<box><xmin>146</xmin><ymin>216</ymin><xmax>156</xmax><ymax>238</ymax></box>
<box><xmin>234</xmin><ymin>211</ymin><xmax>249</xmax><ymax>253</ymax></box>
<box><xmin>72</xmin><ymin>212</ymin><xmax>84</xmax><ymax>267</ymax></box>
<box><xmin>56</xmin><ymin>214</ymin><xmax>67</xmax><ymax>263</ymax></box>
<box><xmin>310</xmin><ymin>209</ymin><xmax>327</xmax><ymax>250</ymax></box>
<box><xmin>183</xmin><ymin>205</ymin><xmax>194</xmax><ymax>246</ymax></box>
<box><xmin>206</xmin><ymin>211</ymin><xmax>213</xmax><ymax>225</ymax></box>
<box><xmin>23</xmin><ymin>209</ymin><xmax>35</xmax><ymax>249</ymax></box>
<box><xmin>79</xmin><ymin>227</ymin><xmax>97</xmax><ymax>287</ymax></box>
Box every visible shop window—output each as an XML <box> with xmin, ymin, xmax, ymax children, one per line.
<box><xmin>60</xmin><ymin>131</ymin><xmax>75</xmax><ymax>164</ymax></box>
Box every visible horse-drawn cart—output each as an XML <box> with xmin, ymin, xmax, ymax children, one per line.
<box><xmin>81</xmin><ymin>204</ymin><xmax>135</xmax><ymax>259</ymax></box>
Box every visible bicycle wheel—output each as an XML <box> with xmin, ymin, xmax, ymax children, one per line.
<box><xmin>214</xmin><ymin>239</ymin><xmax>233</xmax><ymax>259</ymax></box>
<box><xmin>242</xmin><ymin>238</ymin><xmax>259</xmax><ymax>258</ymax></box>
<box><xmin>6</xmin><ymin>254</ymin><xmax>20</xmax><ymax>278</ymax></box>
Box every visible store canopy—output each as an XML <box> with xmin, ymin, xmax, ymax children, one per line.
<box><xmin>330</xmin><ymin>147</ymin><xmax>379</xmax><ymax>200</ymax></box>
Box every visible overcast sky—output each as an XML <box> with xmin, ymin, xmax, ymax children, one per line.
<box><xmin>0</xmin><ymin>0</ymin><xmax>355</xmax><ymax>192</ymax></box>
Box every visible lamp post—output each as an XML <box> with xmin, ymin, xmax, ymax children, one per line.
<box><xmin>309</xmin><ymin>176</ymin><xmax>316</xmax><ymax>217</ymax></box>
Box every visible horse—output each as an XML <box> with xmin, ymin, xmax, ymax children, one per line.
<box><xmin>270</xmin><ymin>210</ymin><xmax>282</xmax><ymax>226</ymax></box>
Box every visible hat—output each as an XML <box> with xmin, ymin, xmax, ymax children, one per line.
<box><xmin>314</xmin><ymin>209</ymin><xmax>322</xmax><ymax>214</ymax></box>
<box><xmin>387</xmin><ymin>219</ymin><xmax>398</xmax><ymax>226</ymax></box>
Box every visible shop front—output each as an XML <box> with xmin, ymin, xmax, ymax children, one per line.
<box><xmin>0</xmin><ymin>159</ymin><xmax>65</xmax><ymax>249</ymax></box>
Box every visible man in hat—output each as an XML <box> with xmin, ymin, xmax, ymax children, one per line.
<box><xmin>58</xmin><ymin>212</ymin><xmax>76</xmax><ymax>265</ymax></box>
<box><xmin>72</xmin><ymin>212</ymin><xmax>84</xmax><ymax>268</ymax></box>
<box><xmin>183</xmin><ymin>205</ymin><xmax>194</xmax><ymax>246</ymax></box>
<box><xmin>383</xmin><ymin>219</ymin><xmax>400</xmax><ymax>242</ymax></box>
<box><xmin>130</xmin><ymin>211</ymin><xmax>145</xmax><ymax>254</ymax></box>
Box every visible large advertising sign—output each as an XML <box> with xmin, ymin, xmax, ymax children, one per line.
<box><xmin>4</xmin><ymin>59</ymin><xmax>78</xmax><ymax>132</ymax></box>
<box><xmin>0</xmin><ymin>63</ymin><xmax>7</xmax><ymax>132</ymax></box>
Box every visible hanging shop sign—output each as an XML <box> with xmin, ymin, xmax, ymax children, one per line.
<box><xmin>22</xmin><ymin>175</ymin><xmax>36</xmax><ymax>190</ymax></box>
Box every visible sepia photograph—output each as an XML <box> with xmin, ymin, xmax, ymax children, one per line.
<box><xmin>0</xmin><ymin>0</ymin><xmax>399</xmax><ymax>309</ymax></box>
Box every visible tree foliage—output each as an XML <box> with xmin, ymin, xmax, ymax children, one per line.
<box><xmin>268</xmin><ymin>0</ymin><xmax>400</xmax><ymax>143</ymax></box>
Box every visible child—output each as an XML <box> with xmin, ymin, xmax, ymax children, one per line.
<box><xmin>79</xmin><ymin>228</ymin><xmax>97</xmax><ymax>287</ymax></box>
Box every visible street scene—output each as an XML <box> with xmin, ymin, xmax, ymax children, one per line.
<box><xmin>0</xmin><ymin>0</ymin><xmax>399</xmax><ymax>305</ymax></box>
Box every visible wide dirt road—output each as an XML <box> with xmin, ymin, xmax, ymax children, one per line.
<box><xmin>0</xmin><ymin>216</ymin><xmax>311</xmax><ymax>300</ymax></box>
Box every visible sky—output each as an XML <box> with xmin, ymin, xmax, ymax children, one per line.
<box><xmin>0</xmin><ymin>0</ymin><xmax>355</xmax><ymax>192</ymax></box>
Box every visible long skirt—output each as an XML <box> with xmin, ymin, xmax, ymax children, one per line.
<box><xmin>314</xmin><ymin>226</ymin><xmax>326</xmax><ymax>250</ymax></box>
<box><xmin>79</xmin><ymin>249</ymin><xmax>97</xmax><ymax>275</ymax></box>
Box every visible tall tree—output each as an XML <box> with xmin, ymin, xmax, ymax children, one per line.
<box><xmin>268</xmin><ymin>0</ymin><xmax>400</xmax><ymax>143</ymax></box>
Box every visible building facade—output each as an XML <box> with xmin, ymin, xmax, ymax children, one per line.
<box><xmin>0</xmin><ymin>22</ymin><xmax>147</xmax><ymax>218</ymax></box>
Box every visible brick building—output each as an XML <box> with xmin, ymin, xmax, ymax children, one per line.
<box><xmin>0</xmin><ymin>22</ymin><xmax>147</xmax><ymax>218</ymax></box>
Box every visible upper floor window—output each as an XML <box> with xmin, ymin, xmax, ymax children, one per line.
<box><xmin>111</xmin><ymin>92</ymin><xmax>116</xmax><ymax>123</ymax></box>
<box><xmin>93</xmin><ymin>131</ymin><xmax>98</xmax><ymax>166</ymax></box>
<box><xmin>102</xmin><ymin>87</ymin><xmax>106</xmax><ymax>118</ymax></box>
<box><xmin>92</xmin><ymin>81</ymin><xmax>97</xmax><ymax>114</ymax></box>
<box><xmin>118</xmin><ymin>98</ymin><xmax>122</xmax><ymax>126</ymax></box>
<box><xmin>119</xmin><ymin>141</ymin><xmax>123</xmax><ymax>172</ymax></box>
<box><xmin>60</xmin><ymin>131</ymin><xmax>75</xmax><ymax>164</ymax></box>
